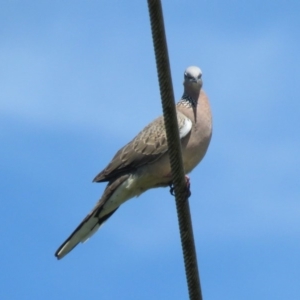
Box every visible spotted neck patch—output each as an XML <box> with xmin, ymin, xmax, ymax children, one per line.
<box><xmin>178</xmin><ymin>94</ymin><xmax>197</xmax><ymax>108</ymax></box>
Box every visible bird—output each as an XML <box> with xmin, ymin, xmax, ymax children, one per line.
<box><xmin>55</xmin><ymin>66</ymin><xmax>212</xmax><ymax>259</ymax></box>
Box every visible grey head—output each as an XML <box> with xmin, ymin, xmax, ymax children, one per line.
<box><xmin>181</xmin><ymin>66</ymin><xmax>203</xmax><ymax>107</ymax></box>
<box><xmin>183</xmin><ymin>66</ymin><xmax>203</xmax><ymax>90</ymax></box>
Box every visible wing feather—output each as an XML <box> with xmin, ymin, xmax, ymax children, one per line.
<box><xmin>93</xmin><ymin>111</ymin><xmax>192</xmax><ymax>182</ymax></box>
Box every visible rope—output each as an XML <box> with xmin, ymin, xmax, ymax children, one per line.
<box><xmin>147</xmin><ymin>1</ymin><xmax>203</xmax><ymax>299</ymax></box>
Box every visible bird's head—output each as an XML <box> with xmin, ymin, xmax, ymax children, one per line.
<box><xmin>183</xmin><ymin>66</ymin><xmax>203</xmax><ymax>91</ymax></box>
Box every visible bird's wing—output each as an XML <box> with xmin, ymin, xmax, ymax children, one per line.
<box><xmin>94</xmin><ymin>110</ymin><xmax>192</xmax><ymax>182</ymax></box>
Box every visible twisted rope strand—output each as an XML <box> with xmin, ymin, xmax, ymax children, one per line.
<box><xmin>147</xmin><ymin>1</ymin><xmax>203</xmax><ymax>299</ymax></box>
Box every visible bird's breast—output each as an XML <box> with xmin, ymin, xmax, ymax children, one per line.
<box><xmin>181</xmin><ymin>96</ymin><xmax>212</xmax><ymax>173</ymax></box>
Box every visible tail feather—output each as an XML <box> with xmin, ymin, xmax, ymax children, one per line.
<box><xmin>55</xmin><ymin>174</ymin><xmax>129</xmax><ymax>260</ymax></box>
<box><xmin>81</xmin><ymin>223</ymin><xmax>101</xmax><ymax>243</ymax></box>
<box><xmin>55</xmin><ymin>207</ymin><xmax>118</xmax><ymax>259</ymax></box>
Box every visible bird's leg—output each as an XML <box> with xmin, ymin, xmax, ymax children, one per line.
<box><xmin>169</xmin><ymin>175</ymin><xmax>191</xmax><ymax>198</ymax></box>
<box><xmin>184</xmin><ymin>175</ymin><xmax>191</xmax><ymax>197</ymax></box>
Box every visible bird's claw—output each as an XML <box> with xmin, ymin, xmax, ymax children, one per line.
<box><xmin>169</xmin><ymin>175</ymin><xmax>191</xmax><ymax>198</ymax></box>
<box><xmin>169</xmin><ymin>184</ymin><xmax>175</xmax><ymax>196</ymax></box>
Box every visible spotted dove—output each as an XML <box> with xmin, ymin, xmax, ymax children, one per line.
<box><xmin>55</xmin><ymin>66</ymin><xmax>212</xmax><ymax>259</ymax></box>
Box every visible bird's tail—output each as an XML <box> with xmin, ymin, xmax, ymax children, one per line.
<box><xmin>55</xmin><ymin>175</ymin><xmax>129</xmax><ymax>260</ymax></box>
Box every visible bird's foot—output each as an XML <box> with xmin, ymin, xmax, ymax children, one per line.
<box><xmin>169</xmin><ymin>175</ymin><xmax>191</xmax><ymax>198</ymax></box>
<box><xmin>169</xmin><ymin>183</ymin><xmax>175</xmax><ymax>196</ymax></box>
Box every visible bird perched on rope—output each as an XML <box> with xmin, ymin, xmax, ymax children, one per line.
<box><xmin>55</xmin><ymin>66</ymin><xmax>212</xmax><ymax>259</ymax></box>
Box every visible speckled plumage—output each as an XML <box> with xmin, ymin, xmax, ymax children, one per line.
<box><xmin>93</xmin><ymin>110</ymin><xmax>192</xmax><ymax>182</ymax></box>
<box><xmin>55</xmin><ymin>66</ymin><xmax>212</xmax><ymax>259</ymax></box>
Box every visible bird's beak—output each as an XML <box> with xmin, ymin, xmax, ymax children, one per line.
<box><xmin>192</xmin><ymin>78</ymin><xmax>198</xmax><ymax>83</ymax></box>
<box><xmin>194</xmin><ymin>78</ymin><xmax>202</xmax><ymax>85</ymax></box>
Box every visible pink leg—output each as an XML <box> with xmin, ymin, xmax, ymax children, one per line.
<box><xmin>184</xmin><ymin>175</ymin><xmax>191</xmax><ymax>197</ymax></box>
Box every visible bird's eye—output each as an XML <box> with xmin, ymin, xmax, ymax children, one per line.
<box><xmin>184</xmin><ymin>73</ymin><xmax>194</xmax><ymax>81</ymax></box>
<box><xmin>198</xmin><ymin>74</ymin><xmax>202</xmax><ymax>79</ymax></box>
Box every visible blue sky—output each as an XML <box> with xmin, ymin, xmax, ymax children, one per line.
<box><xmin>1</xmin><ymin>1</ymin><xmax>299</xmax><ymax>299</ymax></box>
